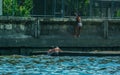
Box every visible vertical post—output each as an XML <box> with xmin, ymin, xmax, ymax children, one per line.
<box><xmin>75</xmin><ymin>0</ymin><xmax>78</xmax><ymax>12</ymax></box>
<box><xmin>31</xmin><ymin>0</ymin><xmax>34</xmax><ymax>16</ymax></box>
<box><xmin>34</xmin><ymin>18</ymin><xmax>40</xmax><ymax>38</ymax></box>
<box><xmin>89</xmin><ymin>0</ymin><xmax>93</xmax><ymax>18</ymax></box>
<box><xmin>76</xmin><ymin>0</ymin><xmax>78</xmax><ymax>12</ymax></box>
<box><xmin>34</xmin><ymin>18</ymin><xmax>38</xmax><ymax>38</ymax></box>
<box><xmin>12</xmin><ymin>0</ymin><xmax>15</xmax><ymax>16</ymax></box>
<box><xmin>37</xmin><ymin>18</ymin><xmax>40</xmax><ymax>37</ymax></box>
<box><xmin>108</xmin><ymin>8</ymin><xmax>111</xmax><ymax>18</ymax></box>
<box><xmin>44</xmin><ymin>0</ymin><xmax>46</xmax><ymax>17</ymax></box>
<box><xmin>61</xmin><ymin>0</ymin><xmax>64</xmax><ymax>17</ymax></box>
<box><xmin>54</xmin><ymin>0</ymin><xmax>56</xmax><ymax>17</ymax></box>
<box><xmin>103</xmin><ymin>19</ymin><xmax>109</xmax><ymax>39</ymax></box>
<box><xmin>0</xmin><ymin>0</ymin><xmax>2</xmax><ymax>15</ymax></box>
<box><xmin>111</xmin><ymin>1</ymin><xmax>114</xmax><ymax>18</ymax></box>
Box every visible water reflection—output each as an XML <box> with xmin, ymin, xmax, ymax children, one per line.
<box><xmin>0</xmin><ymin>55</ymin><xmax>120</xmax><ymax>75</ymax></box>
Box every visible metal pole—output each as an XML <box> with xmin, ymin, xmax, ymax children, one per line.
<box><xmin>0</xmin><ymin>0</ymin><xmax>2</xmax><ymax>15</ymax></box>
<box><xmin>111</xmin><ymin>0</ymin><xmax>114</xmax><ymax>18</ymax></box>
<box><xmin>77</xmin><ymin>0</ymin><xmax>78</xmax><ymax>12</ymax></box>
<box><xmin>54</xmin><ymin>0</ymin><xmax>56</xmax><ymax>17</ymax></box>
<box><xmin>103</xmin><ymin>20</ymin><xmax>108</xmax><ymax>39</ymax></box>
<box><xmin>90</xmin><ymin>0</ymin><xmax>93</xmax><ymax>18</ymax></box>
<box><xmin>61</xmin><ymin>0</ymin><xmax>64</xmax><ymax>17</ymax></box>
<box><xmin>12</xmin><ymin>0</ymin><xmax>14</xmax><ymax>16</ymax></box>
<box><xmin>44</xmin><ymin>0</ymin><xmax>46</xmax><ymax>17</ymax></box>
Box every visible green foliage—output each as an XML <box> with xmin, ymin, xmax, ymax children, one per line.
<box><xmin>63</xmin><ymin>0</ymin><xmax>89</xmax><ymax>16</ymax></box>
<box><xmin>3</xmin><ymin>0</ymin><xmax>33</xmax><ymax>16</ymax></box>
<box><xmin>79</xmin><ymin>0</ymin><xmax>89</xmax><ymax>16</ymax></box>
<box><xmin>3</xmin><ymin>0</ymin><xmax>13</xmax><ymax>16</ymax></box>
<box><xmin>116</xmin><ymin>10</ymin><xmax>120</xmax><ymax>17</ymax></box>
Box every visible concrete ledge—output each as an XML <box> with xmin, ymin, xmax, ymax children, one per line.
<box><xmin>0</xmin><ymin>16</ymin><xmax>120</xmax><ymax>23</ymax></box>
<box><xmin>39</xmin><ymin>18</ymin><xmax>120</xmax><ymax>22</ymax></box>
<box><xmin>31</xmin><ymin>51</ymin><xmax>120</xmax><ymax>56</ymax></box>
<box><xmin>0</xmin><ymin>16</ymin><xmax>35</xmax><ymax>21</ymax></box>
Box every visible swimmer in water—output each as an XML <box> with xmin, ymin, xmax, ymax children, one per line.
<box><xmin>47</xmin><ymin>47</ymin><xmax>63</xmax><ymax>55</ymax></box>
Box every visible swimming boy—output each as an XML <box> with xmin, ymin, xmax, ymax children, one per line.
<box><xmin>47</xmin><ymin>47</ymin><xmax>63</xmax><ymax>55</ymax></box>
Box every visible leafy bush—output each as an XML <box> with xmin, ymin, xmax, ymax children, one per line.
<box><xmin>3</xmin><ymin>0</ymin><xmax>33</xmax><ymax>16</ymax></box>
<box><xmin>116</xmin><ymin>9</ymin><xmax>120</xmax><ymax>17</ymax></box>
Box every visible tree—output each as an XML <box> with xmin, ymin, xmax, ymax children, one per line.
<box><xmin>116</xmin><ymin>9</ymin><xmax>120</xmax><ymax>17</ymax></box>
<box><xmin>3</xmin><ymin>0</ymin><xmax>33</xmax><ymax>16</ymax></box>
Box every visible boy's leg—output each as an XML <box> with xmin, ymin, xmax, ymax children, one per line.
<box><xmin>77</xmin><ymin>27</ymin><xmax>81</xmax><ymax>37</ymax></box>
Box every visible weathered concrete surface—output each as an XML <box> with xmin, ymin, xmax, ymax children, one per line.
<box><xmin>31</xmin><ymin>51</ymin><xmax>120</xmax><ymax>56</ymax></box>
<box><xmin>0</xmin><ymin>16</ymin><xmax>120</xmax><ymax>55</ymax></box>
<box><xmin>0</xmin><ymin>36</ymin><xmax>120</xmax><ymax>47</ymax></box>
<box><xmin>0</xmin><ymin>17</ymin><xmax>120</xmax><ymax>48</ymax></box>
<box><xmin>0</xmin><ymin>16</ymin><xmax>35</xmax><ymax>21</ymax></box>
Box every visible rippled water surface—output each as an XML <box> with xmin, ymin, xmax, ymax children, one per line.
<box><xmin>0</xmin><ymin>55</ymin><xmax>120</xmax><ymax>75</ymax></box>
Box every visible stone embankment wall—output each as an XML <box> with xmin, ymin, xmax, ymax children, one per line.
<box><xmin>40</xmin><ymin>18</ymin><xmax>120</xmax><ymax>39</ymax></box>
<box><xmin>0</xmin><ymin>16</ymin><xmax>120</xmax><ymax>55</ymax></box>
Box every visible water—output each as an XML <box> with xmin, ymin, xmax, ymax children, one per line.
<box><xmin>0</xmin><ymin>55</ymin><xmax>120</xmax><ymax>75</ymax></box>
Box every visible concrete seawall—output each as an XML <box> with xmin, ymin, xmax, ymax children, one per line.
<box><xmin>0</xmin><ymin>16</ymin><xmax>120</xmax><ymax>55</ymax></box>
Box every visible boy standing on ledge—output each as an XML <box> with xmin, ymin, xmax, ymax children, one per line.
<box><xmin>74</xmin><ymin>13</ymin><xmax>82</xmax><ymax>37</ymax></box>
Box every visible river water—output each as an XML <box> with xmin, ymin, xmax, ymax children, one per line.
<box><xmin>0</xmin><ymin>55</ymin><xmax>120</xmax><ymax>75</ymax></box>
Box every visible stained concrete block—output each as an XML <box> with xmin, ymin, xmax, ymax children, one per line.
<box><xmin>5</xmin><ymin>24</ymin><xmax>12</xmax><ymax>30</ymax></box>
